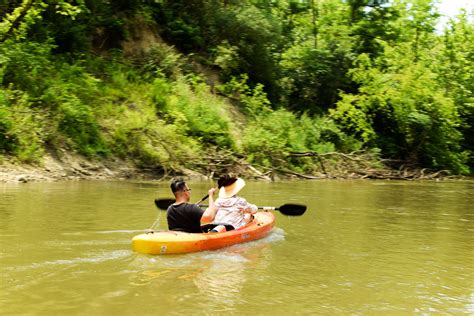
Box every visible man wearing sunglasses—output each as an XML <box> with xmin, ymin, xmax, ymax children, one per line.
<box><xmin>167</xmin><ymin>179</ymin><xmax>217</xmax><ymax>233</ymax></box>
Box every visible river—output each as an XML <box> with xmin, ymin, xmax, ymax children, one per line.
<box><xmin>1</xmin><ymin>180</ymin><xmax>473</xmax><ymax>315</ymax></box>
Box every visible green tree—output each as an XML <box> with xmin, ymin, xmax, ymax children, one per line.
<box><xmin>331</xmin><ymin>50</ymin><xmax>467</xmax><ymax>173</ymax></box>
<box><xmin>277</xmin><ymin>0</ymin><xmax>356</xmax><ymax>112</ymax></box>
<box><xmin>436</xmin><ymin>11</ymin><xmax>474</xmax><ymax>169</ymax></box>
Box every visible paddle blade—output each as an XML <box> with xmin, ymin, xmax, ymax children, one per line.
<box><xmin>277</xmin><ymin>204</ymin><xmax>307</xmax><ymax>216</ymax></box>
<box><xmin>154</xmin><ymin>198</ymin><xmax>175</xmax><ymax>210</ymax></box>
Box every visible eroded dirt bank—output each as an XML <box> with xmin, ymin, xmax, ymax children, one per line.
<box><xmin>1</xmin><ymin>152</ymin><xmax>469</xmax><ymax>183</ymax></box>
<box><xmin>0</xmin><ymin>153</ymin><xmax>207</xmax><ymax>183</ymax></box>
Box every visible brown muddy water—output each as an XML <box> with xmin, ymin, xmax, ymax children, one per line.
<box><xmin>1</xmin><ymin>180</ymin><xmax>473</xmax><ymax>315</ymax></box>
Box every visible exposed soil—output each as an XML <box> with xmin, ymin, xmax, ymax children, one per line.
<box><xmin>0</xmin><ymin>152</ymin><xmax>207</xmax><ymax>183</ymax></box>
<box><xmin>1</xmin><ymin>150</ymin><xmax>468</xmax><ymax>183</ymax></box>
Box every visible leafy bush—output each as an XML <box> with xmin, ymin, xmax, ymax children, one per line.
<box><xmin>331</xmin><ymin>54</ymin><xmax>468</xmax><ymax>173</ymax></box>
<box><xmin>243</xmin><ymin>108</ymin><xmax>358</xmax><ymax>171</ymax></box>
<box><xmin>279</xmin><ymin>44</ymin><xmax>354</xmax><ymax>113</ymax></box>
<box><xmin>154</xmin><ymin>77</ymin><xmax>235</xmax><ymax>149</ymax></box>
<box><xmin>36</xmin><ymin>61</ymin><xmax>108</xmax><ymax>157</ymax></box>
<box><xmin>142</xmin><ymin>43</ymin><xmax>184</xmax><ymax>79</ymax></box>
<box><xmin>217</xmin><ymin>75</ymin><xmax>272</xmax><ymax>117</ymax></box>
<box><xmin>0</xmin><ymin>92</ymin><xmax>15</xmax><ymax>154</ymax></box>
<box><xmin>95</xmin><ymin>72</ymin><xmax>199</xmax><ymax>169</ymax></box>
<box><xmin>56</xmin><ymin>95</ymin><xmax>108</xmax><ymax>157</ymax></box>
<box><xmin>0</xmin><ymin>89</ymin><xmax>45</xmax><ymax>162</ymax></box>
<box><xmin>110</xmin><ymin>113</ymin><xmax>198</xmax><ymax>169</ymax></box>
<box><xmin>0</xmin><ymin>40</ymin><xmax>54</xmax><ymax>96</ymax></box>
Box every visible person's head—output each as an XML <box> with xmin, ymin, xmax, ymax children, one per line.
<box><xmin>170</xmin><ymin>179</ymin><xmax>191</xmax><ymax>201</ymax></box>
<box><xmin>217</xmin><ymin>174</ymin><xmax>246</xmax><ymax>198</ymax></box>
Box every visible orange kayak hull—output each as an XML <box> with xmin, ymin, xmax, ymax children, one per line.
<box><xmin>132</xmin><ymin>212</ymin><xmax>275</xmax><ymax>255</ymax></box>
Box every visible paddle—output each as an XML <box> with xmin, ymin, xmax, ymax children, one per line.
<box><xmin>257</xmin><ymin>204</ymin><xmax>307</xmax><ymax>216</ymax></box>
<box><xmin>195</xmin><ymin>193</ymin><xmax>209</xmax><ymax>205</ymax></box>
<box><xmin>154</xmin><ymin>192</ymin><xmax>208</xmax><ymax>211</ymax></box>
<box><xmin>154</xmin><ymin>198</ymin><xmax>306</xmax><ymax>216</ymax></box>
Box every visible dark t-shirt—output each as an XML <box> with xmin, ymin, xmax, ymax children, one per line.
<box><xmin>167</xmin><ymin>203</ymin><xmax>204</xmax><ymax>233</ymax></box>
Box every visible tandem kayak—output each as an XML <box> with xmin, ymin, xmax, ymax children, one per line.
<box><xmin>132</xmin><ymin>212</ymin><xmax>275</xmax><ymax>255</ymax></box>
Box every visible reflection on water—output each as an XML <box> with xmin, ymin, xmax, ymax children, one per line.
<box><xmin>127</xmin><ymin>229</ymin><xmax>284</xmax><ymax>313</ymax></box>
<box><xmin>0</xmin><ymin>180</ymin><xmax>473</xmax><ymax>315</ymax></box>
<box><xmin>193</xmin><ymin>230</ymin><xmax>283</xmax><ymax>312</ymax></box>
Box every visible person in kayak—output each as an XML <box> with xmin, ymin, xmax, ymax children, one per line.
<box><xmin>209</xmin><ymin>175</ymin><xmax>257</xmax><ymax>232</ymax></box>
<box><xmin>167</xmin><ymin>179</ymin><xmax>218</xmax><ymax>233</ymax></box>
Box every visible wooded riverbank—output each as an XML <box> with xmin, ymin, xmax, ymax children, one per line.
<box><xmin>1</xmin><ymin>1</ymin><xmax>472</xmax><ymax>180</ymax></box>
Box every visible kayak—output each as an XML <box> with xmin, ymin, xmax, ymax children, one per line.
<box><xmin>132</xmin><ymin>212</ymin><xmax>275</xmax><ymax>255</ymax></box>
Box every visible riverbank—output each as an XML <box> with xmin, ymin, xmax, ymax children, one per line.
<box><xmin>1</xmin><ymin>151</ymin><xmax>468</xmax><ymax>183</ymax></box>
<box><xmin>0</xmin><ymin>155</ymin><xmax>127</xmax><ymax>183</ymax></box>
<box><xmin>0</xmin><ymin>153</ymin><xmax>203</xmax><ymax>183</ymax></box>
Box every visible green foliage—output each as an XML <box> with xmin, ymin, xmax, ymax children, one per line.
<box><xmin>275</xmin><ymin>0</ymin><xmax>357</xmax><ymax>111</ymax></box>
<box><xmin>0</xmin><ymin>89</ymin><xmax>45</xmax><ymax>162</ymax></box>
<box><xmin>151</xmin><ymin>77</ymin><xmax>171</xmax><ymax>110</ymax></box>
<box><xmin>56</xmin><ymin>95</ymin><xmax>107</xmax><ymax>157</ymax></box>
<box><xmin>351</xmin><ymin>4</ymin><xmax>402</xmax><ymax>57</ymax></box>
<box><xmin>0</xmin><ymin>0</ymin><xmax>47</xmax><ymax>41</ymax></box>
<box><xmin>0</xmin><ymin>0</ymin><xmax>471</xmax><ymax>175</ymax></box>
<box><xmin>332</xmin><ymin>52</ymin><xmax>468</xmax><ymax>173</ymax></box>
<box><xmin>0</xmin><ymin>91</ymin><xmax>15</xmax><ymax>153</ymax></box>
<box><xmin>34</xmin><ymin>61</ymin><xmax>107</xmax><ymax>157</ymax></box>
<box><xmin>436</xmin><ymin>12</ymin><xmax>474</xmax><ymax>169</ymax></box>
<box><xmin>104</xmin><ymin>101</ymin><xmax>197</xmax><ymax>168</ymax></box>
<box><xmin>218</xmin><ymin>75</ymin><xmax>272</xmax><ymax>118</ymax></box>
<box><xmin>0</xmin><ymin>1</ymin><xmax>87</xmax><ymax>42</ymax></box>
<box><xmin>156</xmin><ymin>77</ymin><xmax>235</xmax><ymax>149</ymax></box>
<box><xmin>0</xmin><ymin>40</ymin><xmax>54</xmax><ymax>95</ymax></box>
<box><xmin>0</xmin><ymin>40</ymin><xmax>107</xmax><ymax>160</ymax></box>
<box><xmin>243</xmin><ymin>106</ymin><xmax>359</xmax><ymax>171</ymax></box>
<box><xmin>142</xmin><ymin>43</ymin><xmax>185</xmax><ymax>80</ymax></box>
<box><xmin>154</xmin><ymin>1</ymin><xmax>282</xmax><ymax>99</ymax></box>
<box><xmin>212</xmin><ymin>41</ymin><xmax>240</xmax><ymax>77</ymax></box>
<box><xmin>279</xmin><ymin>43</ymin><xmax>354</xmax><ymax>112</ymax></box>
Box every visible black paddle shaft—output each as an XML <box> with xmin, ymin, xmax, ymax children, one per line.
<box><xmin>154</xmin><ymin>199</ymin><xmax>306</xmax><ymax>216</ymax></box>
<box><xmin>154</xmin><ymin>193</ymin><xmax>208</xmax><ymax>210</ymax></box>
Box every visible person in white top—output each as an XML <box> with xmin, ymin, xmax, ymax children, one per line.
<box><xmin>210</xmin><ymin>175</ymin><xmax>257</xmax><ymax>232</ymax></box>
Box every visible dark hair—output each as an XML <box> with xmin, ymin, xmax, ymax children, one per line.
<box><xmin>217</xmin><ymin>174</ymin><xmax>238</xmax><ymax>188</ymax></box>
<box><xmin>170</xmin><ymin>179</ymin><xmax>187</xmax><ymax>193</ymax></box>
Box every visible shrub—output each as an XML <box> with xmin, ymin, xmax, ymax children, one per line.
<box><xmin>243</xmin><ymin>109</ymin><xmax>358</xmax><ymax>171</ymax></box>
<box><xmin>0</xmin><ymin>40</ymin><xmax>54</xmax><ymax>97</ymax></box>
<box><xmin>154</xmin><ymin>77</ymin><xmax>235</xmax><ymax>149</ymax></box>
<box><xmin>0</xmin><ymin>89</ymin><xmax>45</xmax><ymax>163</ymax></box>
<box><xmin>56</xmin><ymin>95</ymin><xmax>108</xmax><ymax>157</ymax></box>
